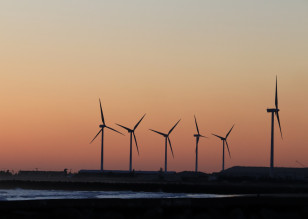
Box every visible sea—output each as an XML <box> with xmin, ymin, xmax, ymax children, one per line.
<box><xmin>0</xmin><ymin>189</ymin><xmax>239</xmax><ymax>201</ymax></box>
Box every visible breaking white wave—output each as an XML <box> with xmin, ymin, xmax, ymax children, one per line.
<box><xmin>0</xmin><ymin>189</ymin><xmax>240</xmax><ymax>201</ymax></box>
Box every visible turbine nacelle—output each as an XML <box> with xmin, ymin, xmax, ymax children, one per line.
<box><xmin>194</xmin><ymin>134</ymin><xmax>206</xmax><ymax>138</ymax></box>
<box><xmin>116</xmin><ymin>113</ymin><xmax>146</xmax><ymax>134</ymax></box>
<box><xmin>90</xmin><ymin>98</ymin><xmax>124</xmax><ymax>171</ymax></box>
<box><xmin>149</xmin><ymin>119</ymin><xmax>181</xmax><ymax>159</ymax></box>
<box><xmin>267</xmin><ymin>76</ymin><xmax>283</xmax><ymax>175</ymax></box>
<box><xmin>150</xmin><ymin>130</ymin><xmax>168</xmax><ymax>138</ymax></box>
<box><xmin>213</xmin><ymin>136</ymin><xmax>226</xmax><ymax>141</ymax></box>
<box><xmin>267</xmin><ymin>108</ymin><xmax>279</xmax><ymax>113</ymax></box>
<box><xmin>116</xmin><ymin>114</ymin><xmax>146</xmax><ymax>158</ymax></box>
<box><xmin>90</xmin><ymin>98</ymin><xmax>124</xmax><ymax>144</ymax></box>
<box><xmin>193</xmin><ymin>115</ymin><xmax>207</xmax><ymax>139</ymax></box>
<box><xmin>212</xmin><ymin>124</ymin><xmax>234</xmax><ymax>160</ymax></box>
<box><xmin>266</xmin><ymin>76</ymin><xmax>283</xmax><ymax>140</ymax></box>
<box><xmin>117</xmin><ymin>126</ymin><xmax>133</xmax><ymax>133</ymax></box>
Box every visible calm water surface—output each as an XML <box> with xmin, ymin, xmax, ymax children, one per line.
<box><xmin>0</xmin><ymin>189</ymin><xmax>241</xmax><ymax>201</ymax></box>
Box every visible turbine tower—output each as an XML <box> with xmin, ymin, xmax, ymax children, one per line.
<box><xmin>90</xmin><ymin>99</ymin><xmax>124</xmax><ymax>171</ymax></box>
<box><xmin>212</xmin><ymin>124</ymin><xmax>235</xmax><ymax>171</ymax></box>
<box><xmin>116</xmin><ymin>114</ymin><xmax>146</xmax><ymax>172</ymax></box>
<box><xmin>193</xmin><ymin>115</ymin><xmax>207</xmax><ymax>173</ymax></box>
<box><xmin>267</xmin><ymin>76</ymin><xmax>283</xmax><ymax>177</ymax></box>
<box><xmin>149</xmin><ymin>119</ymin><xmax>181</xmax><ymax>173</ymax></box>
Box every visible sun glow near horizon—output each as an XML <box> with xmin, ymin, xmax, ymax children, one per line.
<box><xmin>0</xmin><ymin>1</ymin><xmax>308</xmax><ymax>173</ymax></box>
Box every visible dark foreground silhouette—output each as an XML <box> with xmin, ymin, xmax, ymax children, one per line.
<box><xmin>1</xmin><ymin>169</ymin><xmax>308</xmax><ymax>218</ymax></box>
<box><xmin>0</xmin><ymin>196</ymin><xmax>308</xmax><ymax>219</ymax></box>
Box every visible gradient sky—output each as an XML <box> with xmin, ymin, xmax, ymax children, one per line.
<box><xmin>0</xmin><ymin>1</ymin><xmax>307</xmax><ymax>173</ymax></box>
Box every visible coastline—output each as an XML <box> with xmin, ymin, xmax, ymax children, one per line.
<box><xmin>0</xmin><ymin>177</ymin><xmax>308</xmax><ymax>194</ymax></box>
<box><xmin>1</xmin><ymin>175</ymin><xmax>308</xmax><ymax>218</ymax></box>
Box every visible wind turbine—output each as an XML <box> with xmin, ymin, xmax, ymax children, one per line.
<box><xmin>296</xmin><ymin>160</ymin><xmax>305</xmax><ymax>168</ymax></box>
<box><xmin>116</xmin><ymin>114</ymin><xmax>146</xmax><ymax>172</ymax></box>
<box><xmin>212</xmin><ymin>124</ymin><xmax>235</xmax><ymax>171</ymax></box>
<box><xmin>90</xmin><ymin>99</ymin><xmax>124</xmax><ymax>172</ymax></box>
<box><xmin>193</xmin><ymin>115</ymin><xmax>207</xmax><ymax>172</ymax></box>
<box><xmin>267</xmin><ymin>76</ymin><xmax>283</xmax><ymax>176</ymax></box>
<box><xmin>149</xmin><ymin>119</ymin><xmax>181</xmax><ymax>173</ymax></box>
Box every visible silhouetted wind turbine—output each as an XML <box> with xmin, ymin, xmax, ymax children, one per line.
<box><xmin>90</xmin><ymin>99</ymin><xmax>124</xmax><ymax>171</ymax></box>
<box><xmin>212</xmin><ymin>124</ymin><xmax>235</xmax><ymax>171</ymax></box>
<box><xmin>149</xmin><ymin>119</ymin><xmax>181</xmax><ymax>173</ymax></box>
<box><xmin>267</xmin><ymin>76</ymin><xmax>283</xmax><ymax>177</ymax></box>
<box><xmin>296</xmin><ymin>160</ymin><xmax>306</xmax><ymax>168</ymax></box>
<box><xmin>116</xmin><ymin>114</ymin><xmax>146</xmax><ymax>172</ymax></box>
<box><xmin>193</xmin><ymin>115</ymin><xmax>207</xmax><ymax>172</ymax></box>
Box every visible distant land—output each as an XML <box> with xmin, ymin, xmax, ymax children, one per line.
<box><xmin>0</xmin><ymin>166</ymin><xmax>308</xmax><ymax>194</ymax></box>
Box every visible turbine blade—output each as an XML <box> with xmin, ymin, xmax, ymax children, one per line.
<box><xmin>200</xmin><ymin>135</ymin><xmax>208</xmax><ymax>138</ymax></box>
<box><xmin>168</xmin><ymin>119</ymin><xmax>181</xmax><ymax>135</ymax></box>
<box><xmin>212</xmin><ymin>133</ymin><xmax>224</xmax><ymax>140</ymax></box>
<box><xmin>106</xmin><ymin>126</ymin><xmax>125</xmax><ymax>135</ymax></box>
<box><xmin>196</xmin><ymin>136</ymin><xmax>200</xmax><ymax>145</ymax></box>
<box><xmin>134</xmin><ymin>114</ymin><xmax>146</xmax><ymax>130</ymax></box>
<box><xmin>133</xmin><ymin>132</ymin><xmax>140</xmax><ymax>156</ymax></box>
<box><xmin>275</xmin><ymin>111</ymin><xmax>283</xmax><ymax>139</ymax></box>
<box><xmin>90</xmin><ymin>129</ymin><xmax>102</xmax><ymax>144</ymax></box>
<box><xmin>194</xmin><ymin>115</ymin><xmax>200</xmax><ymax>135</ymax></box>
<box><xmin>168</xmin><ymin>137</ymin><xmax>174</xmax><ymax>158</ymax></box>
<box><xmin>116</xmin><ymin>123</ymin><xmax>131</xmax><ymax>132</ymax></box>
<box><xmin>149</xmin><ymin>129</ymin><xmax>166</xmax><ymax>137</ymax></box>
<box><xmin>99</xmin><ymin>99</ymin><xmax>105</xmax><ymax>125</ymax></box>
<box><xmin>275</xmin><ymin>76</ymin><xmax>278</xmax><ymax>109</ymax></box>
<box><xmin>225</xmin><ymin>140</ymin><xmax>231</xmax><ymax>159</ymax></box>
<box><xmin>296</xmin><ymin>160</ymin><xmax>305</xmax><ymax>167</ymax></box>
<box><xmin>226</xmin><ymin>124</ymin><xmax>235</xmax><ymax>138</ymax></box>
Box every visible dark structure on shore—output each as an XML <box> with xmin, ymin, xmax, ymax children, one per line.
<box><xmin>221</xmin><ymin>166</ymin><xmax>308</xmax><ymax>180</ymax></box>
<box><xmin>18</xmin><ymin>170</ymin><xmax>67</xmax><ymax>177</ymax></box>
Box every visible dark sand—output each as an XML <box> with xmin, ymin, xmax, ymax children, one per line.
<box><xmin>0</xmin><ymin>196</ymin><xmax>308</xmax><ymax>219</ymax></box>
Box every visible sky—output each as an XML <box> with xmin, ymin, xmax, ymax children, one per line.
<box><xmin>0</xmin><ymin>1</ymin><xmax>307</xmax><ymax>173</ymax></box>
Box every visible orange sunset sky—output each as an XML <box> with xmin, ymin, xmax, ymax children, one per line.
<box><xmin>0</xmin><ymin>1</ymin><xmax>308</xmax><ymax>173</ymax></box>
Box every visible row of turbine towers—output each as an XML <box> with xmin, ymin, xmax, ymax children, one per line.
<box><xmin>90</xmin><ymin>76</ymin><xmax>283</xmax><ymax>175</ymax></box>
<box><xmin>90</xmin><ymin>100</ymin><xmax>234</xmax><ymax>173</ymax></box>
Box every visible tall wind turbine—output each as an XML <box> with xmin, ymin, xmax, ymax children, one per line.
<box><xmin>116</xmin><ymin>114</ymin><xmax>146</xmax><ymax>172</ymax></box>
<box><xmin>150</xmin><ymin>119</ymin><xmax>181</xmax><ymax>173</ymax></box>
<box><xmin>267</xmin><ymin>76</ymin><xmax>283</xmax><ymax>176</ymax></box>
<box><xmin>212</xmin><ymin>124</ymin><xmax>235</xmax><ymax>171</ymax></box>
<box><xmin>90</xmin><ymin>99</ymin><xmax>124</xmax><ymax>171</ymax></box>
<box><xmin>193</xmin><ymin>115</ymin><xmax>207</xmax><ymax>173</ymax></box>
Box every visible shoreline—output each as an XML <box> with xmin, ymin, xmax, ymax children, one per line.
<box><xmin>1</xmin><ymin>176</ymin><xmax>308</xmax><ymax>218</ymax></box>
<box><xmin>0</xmin><ymin>178</ymin><xmax>308</xmax><ymax>194</ymax></box>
